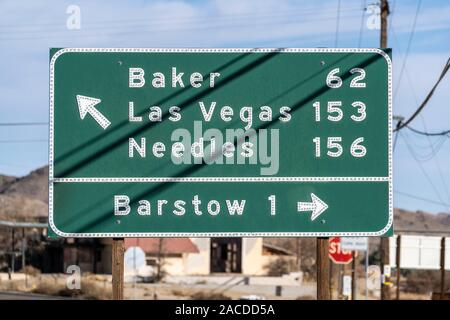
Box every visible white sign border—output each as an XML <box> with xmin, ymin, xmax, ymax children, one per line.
<box><xmin>49</xmin><ymin>48</ymin><xmax>393</xmax><ymax>238</ymax></box>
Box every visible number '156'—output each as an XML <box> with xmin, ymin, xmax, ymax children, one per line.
<box><xmin>313</xmin><ymin>137</ymin><xmax>366</xmax><ymax>158</ymax></box>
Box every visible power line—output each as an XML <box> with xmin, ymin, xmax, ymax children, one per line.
<box><xmin>394</xmin><ymin>190</ymin><xmax>450</xmax><ymax>207</ymax></box>
<box><xmin>357</xmin><ymin>0</ymin><xmax>366</xmax><ymax>48</ymax></box>
<box><xmin>0</xmin><ymin>8</ymin><xmax>362</xmax><ymax>41</ymax></box>
<box><xmin>335</xmin><ymin>0</ymin><xmax>341</xmax><ymax>47</ymax></box>
<box><xmin>391</xmin><ymin>25</ymin><xmax>450</xmax><ymax>208</ymax></box>
<box><xmin>0</xmin><ymin>122</ymin><xmax>48</xmax><ymax>126</ymax></box>
<box><xmin>0</xmin><ymin>139</ymin><xmax>48</xmax><ymax>143</ymax></box>
<box><xmin>417</xmin><ymin>115</ymin><xmax>450</xmax><ymax>206</ymax></box>
<box><xmin>393</xmin><ymin>0</ymin><xmax>422</xmax><ymax>101</ymax></box>
<box><xmin>0</xmin><ymin>5</ymin><xmax>362</xmax><ymax>30</ymax></box>
<box><xmin>393</xmin><ymin>128</ymin><xmax>400</xmax><ymax>151</ymax></box>
<box><xmin>400</xmin><ymin>131</ymin><xmax>449</xmax><ymax>212</ymax></box>
<box><xmin>394</xmin><ymin>57</ymin><xmax>450</xmax><ymax>131</ymax></box>
<box><xmin>0</xmin><ymin>11</ymin><xmax>363</xmax><ymax>42</ymax></box>
<box><xmin>406</xmin><ymin>125</ymin><xmax>450</xmax><ymax>137</ymax></box>
<box><xmin>401</xmin><ymin>128</ymin><xmax>447</xmax><ymax>162</ymax></box>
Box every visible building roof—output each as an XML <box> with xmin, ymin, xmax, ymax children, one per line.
<box><xmin>262</xmin><ymin>243</ymin><xmax>293</xmax><ymax>256</ymax></box>
<box><xmin>125</xmin><ymin>238</ymin><xmax>199</xmax><ymax>254</ymax></box>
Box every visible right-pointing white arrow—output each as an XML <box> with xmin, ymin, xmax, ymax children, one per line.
<box><xmin>297</xmin><ymin>193</ymin><xmax>328</xmax><ymax>221</ymax></box>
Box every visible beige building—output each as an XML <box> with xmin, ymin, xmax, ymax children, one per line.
<box><xmin>125</xmin><ymin>237</ymin><xmax>294</xmax><ymax>276</ymax></box>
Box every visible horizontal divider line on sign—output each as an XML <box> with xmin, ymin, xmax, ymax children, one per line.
<box><xmin>51</xmin><ymin>177</ymin><xmax>391</xmax><ymax>183</ymax></box>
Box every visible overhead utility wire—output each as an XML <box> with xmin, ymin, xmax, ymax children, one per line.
<box><xmin>394</xmin><ymin>57</ymin><xmax>450</xmax><ymax>131</ymax></box>
<box><xmin>394</xmin><ymin>190</ymin><xmax>450</xmax><ymax>207</ymax></box>
<box><xmin>335</xmin><ymin>0</ymin><xmax>341</xmax><ymax>47</ymax></box>
<box><xmin>0</xmin><ymin>122</ymin><xmax>48</xmax><ymax>126</ymax></box>
<box><xmin>406</xmin><ymin>125</ymin><xmax>450</xmax><ymax>137</ymax></box>
<box><xmin>393</xmin><ymin>0</ymin><xmax>422</xmax><ymax>100</ymax></box>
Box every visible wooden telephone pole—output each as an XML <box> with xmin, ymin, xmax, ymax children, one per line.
<box><xmin>112</xmin><ymin>238</ymin><xmax>125</xmax><ymax>300</ymax></box>
<box><xmin>440</xmin><ymin>237</ymin><xmax>446</xmax><ymax>300</ymax></box>
<box><xmin>396</xmin><ymin>235</ymin><xmax>401</xmax><ymax>300</ymax></box>
<box><xmin>317</xmin><ymin>238</ymin><xmax>331</xmax><ymax>300</ymax></box>
<box><xmin>380</xmin><ymin>0</ymin><xmax>389</xmax><ymax>49</ymax></box>
<box><xmin>379</xmin><ymin>0</ymin><xmax>391</xmax><ymax>301</ymax></box>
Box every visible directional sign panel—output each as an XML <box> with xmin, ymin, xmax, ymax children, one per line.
<box><xmin>49</xmin><ymin>48</ymin><xmax>392</xmax><ymax>237</ymax></box>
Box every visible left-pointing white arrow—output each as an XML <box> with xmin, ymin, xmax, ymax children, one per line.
<box><xmin>297</xmin><ymin>193</ymin><xmax>328</xmax><ymax>221</ymax></box>
<box><xmin>76</xmin><ymin>95</ymin><xmax>111</xmax><ymax>130</ymax></box>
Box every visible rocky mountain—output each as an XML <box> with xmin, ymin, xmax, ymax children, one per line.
<box><xmin>1</xmin><ymin>166</ymin><xmax>48</xmax><ymax>203</ymax></box>
<box><xmin>0</xmin><ymin>174</ymin><xmax>17</xmax><ymax>193</ymax></box>
<box><xmin>0</xmin><ymin>166</ymin><xmax>48</xmax><ymax>220</ymax></box>
<box><xmin>394</xmin><ymin>208</ymin><xmax>450</xmax><ymax>233</ymax></box>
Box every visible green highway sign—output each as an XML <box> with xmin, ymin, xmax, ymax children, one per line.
<box><xmin>49</xmin><ymin>48</ymin><xmax>392</xmax><ymax>238</ymax></box>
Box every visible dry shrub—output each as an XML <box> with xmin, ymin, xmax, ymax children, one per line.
<box><xmin>31</xmin><ymin>279</ymin><xmax>61</xmax><ymax>296</ymax></box>
<box><xmin>19</xmin><ymin>265</ymin><xmax>41</xmax><ymax>276</ymax></box>
<box><xmin>404</xmin><ymin>270</ymin><xmax>445</xmax><ymax>294</ymax></box>
<box><xmin>32</xmin><ymin>278</ymin><xmax>112</xmax><ymax>300</ymax></box>
<box><xmin>264</xmin><ymin>258</ymin><xmax>294</xmax><ymax>276</ymax></box>
<box><xmin>171</xmin><ymin>288</ymin><xmax>188</xmax><ymax>297</ymax></box>
<box><xmin>190</xmin><ymin>291</ymin><xmax>231</xmax><ymax>300</ymax></box>
<box><xmin>0</xmin><ymin>280</ymin><xmax>22</xmax><ymax>292</ymax></box>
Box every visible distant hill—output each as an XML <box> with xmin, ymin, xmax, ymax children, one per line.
<box><xmin>0</xmin><ymin>174</ymin><xmax>17</xmax><ymax>193</ymax></box>
<box><xmin>0</xmin><ymin>166</ymin><xmax>48</xmax><ymax>220</ymax></box>
<box><xmin>1</xmin><ymin>166</ymin><xmax>48</xmax><ymax>204</ymax></box>
<box><xmin>394</xmin><ymin>208</ymin><xmax>450</xmax><ymax>233</ymax></box>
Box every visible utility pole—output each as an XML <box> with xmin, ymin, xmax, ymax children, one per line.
<box><xmin>440</xmin><ymin>237</ymin><xmax>446</xmax><ymax>300</ymax></box>
<box><xmin>379</xmin><ymin>0</ymin><xmax>391</xmax><ymax>301</ymax></box>
<box><xmin>396</xmin><ymin>235</ymin><xmax>401</xmax><ymax>300</ymax></box>
<box><xmin>112</xmin><ymin>238</ymin><xmax>124</xmax><ymax>300</ymax></box>
<box><xmin>11</xmin><ymin>228</ymin><xmax>15</xmax><ymax>273</ymax></box>
<box><xmin>380</xmin><ymin>237</ymin><xmax>391</xmax><ymax>300</ymax></box>
<box><xmin>317</xmin><ymin>238</ymin><xmax>331</xmax><ymax>300</ymax></box>
<box><xmin>351</xmin><ymin>251</ymin><xmax>357</xmax><ymax>300</ymax></box>
<box><xmin>380</xmin><ymin>0</ymin><xmax>389</xmax><ymax>48</ymax></box>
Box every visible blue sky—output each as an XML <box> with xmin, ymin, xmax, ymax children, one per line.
<box><xmin>0</xmin><ymin>0</ymin><xmax>449</xmax><ymax>214</ymax></box>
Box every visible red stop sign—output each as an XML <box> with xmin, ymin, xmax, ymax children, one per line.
<box><xmin>328</xmin><ymin>237</ymin><xmax>353</xmax><ymax>264</ymax></box>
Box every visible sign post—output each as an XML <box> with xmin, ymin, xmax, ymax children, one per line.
<box><xmin>49</xmin><ymin>48</ymin><xmax>392</xmax><ymax>300</ymax></box>
<box><xmin>351</xmin><ymin>250</ymin><xmax>357</xmax><ymax>300</ymax></box>
<box><xmin>341</xmin><ymin>237</ymin><xmax>369</xmax><ymax>299</ymax></box>
<box><xmin>317</xmin><ymin>237</ymin><xmax>331</xmax><ymax>300</ymax></box>
<box><xmin>440</xmin><ymin>237</ymin><xmax>446</xmax><ymax>300</ymax></box>
<box><xmin>342</xmin><ymin>275</ymin><xmax>352</xmax><ymax>299</ymax></box>
<box><xmin>112</xmin><ymin>238</ymin><xmax>124</xmax><ymax>300</ymax></box>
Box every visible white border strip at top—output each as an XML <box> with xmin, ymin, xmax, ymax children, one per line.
<box><xmin>49</xmin><ymin>48</ymin><xmax>393</xmax><ymax>238</ymax></box>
